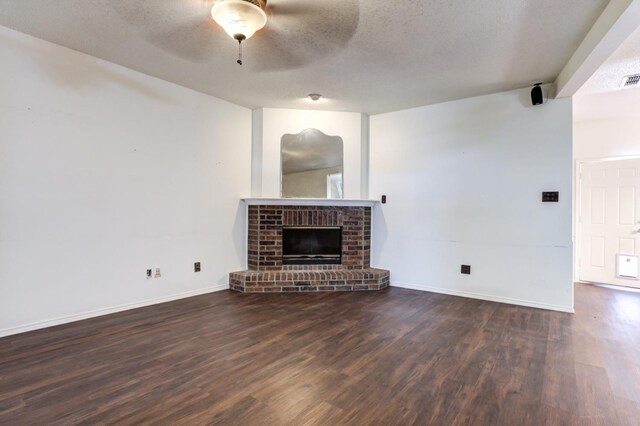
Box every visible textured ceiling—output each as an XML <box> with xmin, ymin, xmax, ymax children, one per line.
<box><xmin>0</xmin><ymin>0</ymin><xmax>609</xmax><ymax>114</ymax></box>
<box><xmin>578</xmin><ymin>24</ymin><xmax>640</xmax><ymax>95</ymax></box>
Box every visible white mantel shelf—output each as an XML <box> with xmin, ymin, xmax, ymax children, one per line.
<box><xmin>242</xmin><ymin>198</ymin><xmax>379</xmax><ymax>207</ymax></box>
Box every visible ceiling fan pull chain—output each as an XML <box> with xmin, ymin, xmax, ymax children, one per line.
<box><xmin>233</xmin><ymin>34</ymin><xmax>246</xmax><ymax>66</ymax></box>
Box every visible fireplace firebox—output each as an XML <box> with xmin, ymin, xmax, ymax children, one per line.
<box><xmin>282</xmin><ymin>226</ymin><xmax>341</xmax><ymax>265</ymax></box>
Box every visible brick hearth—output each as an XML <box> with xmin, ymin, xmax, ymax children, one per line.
<box><xmin>230</xmin><ymin>204</ymin><xmax>390</xmax><ymax>293</ymax></box>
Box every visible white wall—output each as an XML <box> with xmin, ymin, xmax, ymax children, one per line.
<box><xmin>253</xmin><ymin>108</ymin><xmax>364</xmax><ymax>199</ymax></box>
<box><xmin>370</xmin><ymin>87</ymin><xmax>574</xmax><ymax>312</ymax></box>
<box><xmin>575</xmin><ymin>118</ymin><xmax>640</xmax><ymax>159</ymax></box>
<box><xmin>0</xmin><ymin>27</ymin><xmax>251</xmax><ymax>336</ymax></box>
<box><xmin>574</xmin><ymin>89</ymin><xmax>640</xmax><ymax>160</ymax></box>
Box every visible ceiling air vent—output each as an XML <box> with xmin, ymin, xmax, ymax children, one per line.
<box><xmin>620</xmin><ymin>74</ymin><xmax>640</xmax><ymax>88</ymax></box>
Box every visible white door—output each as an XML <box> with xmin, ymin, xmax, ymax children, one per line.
<box><xmin>579</xmin><ymin>158</ymin><xmax>640</xmax><ymax>288</ymax></box>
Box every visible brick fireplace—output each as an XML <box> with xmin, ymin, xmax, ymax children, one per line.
<box><xmin>229</xmin><ymin>201</ymin><xmax>390</xmax><ymax>293</ymax></box>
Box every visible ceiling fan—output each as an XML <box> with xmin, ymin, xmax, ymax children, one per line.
<box><xmin>209</xmin><ymin>0</ymin><xmax>361</xmax><ymax>68</ymax></box>
<box><xmin>109</xmin><ymin>0</ymin><xmax>360</xmax><ymax>71</ymax></box>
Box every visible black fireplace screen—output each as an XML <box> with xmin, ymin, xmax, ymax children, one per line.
<box><xmin>282</xmin><ymin>227</ymin><xmax>341</xmax><ymax>265</ymax></box>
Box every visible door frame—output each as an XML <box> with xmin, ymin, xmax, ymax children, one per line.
<box><xmin>574</xmin><ymin>155</ymin><xmax>640</xmax><ymax>286</ymax></box>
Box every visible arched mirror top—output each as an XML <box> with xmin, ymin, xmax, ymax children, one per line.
<box><xmin>281</xmin><ymin>128</ymin><xmax>344</xmax><ymax>199</ymax></box>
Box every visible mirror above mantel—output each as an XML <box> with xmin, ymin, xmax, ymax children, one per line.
<box><xmin>281</xmin><ymin>128</ymin><xmax>344</xmax><ymax>199</ymax></box>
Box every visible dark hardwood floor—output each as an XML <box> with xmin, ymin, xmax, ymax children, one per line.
<box><xmin>1</xmin><ymin>284</ymin><xmax>639</xmax><ymax>425</ymax></box>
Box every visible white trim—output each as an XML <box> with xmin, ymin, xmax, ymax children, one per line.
<box><xmin>360</xmin><ymin>114</ymin><xmax>370</xmax><ymax>199</ymax></box>
<box><xmin>242</xmin><ymin>198</ymin><xmax>378</xmax><ymax>207</ymax></box>
<box><xmin>555</xmin><ymin>0</ymin><xmax>640</xmax><ymax>98</ymax></box>
<box><xmin>576</xmin><ymin>154</ymin><xmax>640</xmax><ymax>163</ymax></box>
<box><xmin>0</xmin><ymin>284</ymin><xmax>229</xmax><ymax>338</ymax></box>
<box><xmin>391</xmin><ymin>281</ymin><xmax>574</xmax><ymax>313</ymax></box>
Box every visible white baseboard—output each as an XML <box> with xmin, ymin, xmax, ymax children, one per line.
<box><xmin>391</xmin><ymin>281</ymin><xmax>574</xmax><ymax>313</ymax></box>
<box><xmin>0</xmin><ymin>284</ymin><xmax>229</xmax><ymax>338</ymax></box>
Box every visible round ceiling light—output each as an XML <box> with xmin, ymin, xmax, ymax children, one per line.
<box><xmin>308</xmin><ymin>93</ymin><xmax>323</xmax><ymax>101</ymax></box>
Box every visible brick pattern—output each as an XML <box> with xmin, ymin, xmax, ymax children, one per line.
<box><xmin>248</xmin><ymin>205</ymin><xmax>371</xmax><ymax>271</ymax></box>
<box><xmin>230</xmin><ymin>268</ymin><xmax>390</xmax><ymax>293</ymax></box>
<box><xmin>233</xmin><ymin>204</ymin><xmax>389</xmax><ymax>293</ymax></box>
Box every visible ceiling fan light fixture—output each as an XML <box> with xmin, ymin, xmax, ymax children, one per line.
<box><xmin>211</xmin><ymin>0</ymin><xmax>267</xmax><ymax>40</ymax></box>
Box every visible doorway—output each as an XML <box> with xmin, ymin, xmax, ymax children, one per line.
<box><xmin>577</xmin><ymin>157</ymin><xmax>640</xmax><ymax>289</ymax></box>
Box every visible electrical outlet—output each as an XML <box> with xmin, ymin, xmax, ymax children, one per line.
<box><xmin>194</xmin><ymin>262</ymin><xmax>201</xmax><ymax>272</ymax></box>
<box><xmin>146</xmin><ymin>269</ymin><xmax>152</xmax><ymax>279</ymax></box>
<box><xmin>461</xmin><ymin>265</ymin><xmax>471</xmax><ymax>275</ymax></box>
<box><xmin>154</xmin><ymin>268</ymin><xmax>161</xmax><ymax>278</ymax></box>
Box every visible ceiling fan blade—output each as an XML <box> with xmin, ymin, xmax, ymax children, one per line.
<box><xmin>108</xmin><ymin>0</ymin><xmax>224</xmax><ymax>62</ymax></box>
<box><xmin>246</xmin><ymin>28</ymin><xmax>309</xmax><ymax>71</ymax></box>
<box><xmin>250</xmin><ymin>0</ymin><xmax>360</xmax><ymax>71</ymax></box>
<box><xmin>148</xmin><ymin>20</ymin><xmax>222</xmax><ymax>63</ymax></box>
<box><xmin>265</xmin><ymin>2</ymin><xmax>315</xmax><ymax>17</ymax></box>
<box><xmin>266</xmin><ymin>0</ymin><xmax>357</xmax><ymax>19</ymax></box>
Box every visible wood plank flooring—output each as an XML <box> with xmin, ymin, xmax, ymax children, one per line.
<box><xmin>1</xmin><ymin>283</ymin><xmax>639</xmax><ymax>425</ymax></box>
